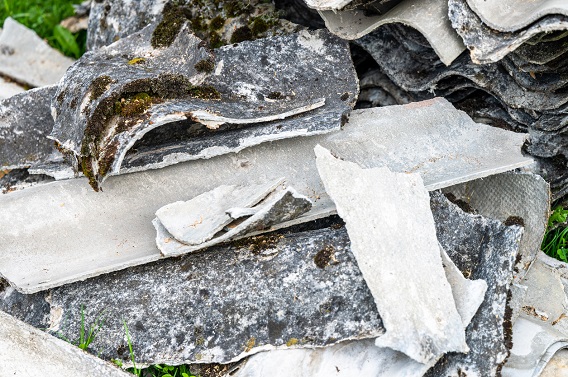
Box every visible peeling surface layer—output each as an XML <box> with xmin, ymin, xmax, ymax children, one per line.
<box><xmin>51</xmin><ymin>24</ymin><xmax>357</xmax><ymax>190</ymax></box>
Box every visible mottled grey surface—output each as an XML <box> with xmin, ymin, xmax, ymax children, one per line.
<box><xmin>315</xmin><ymin>146</ymin><xmax>467</xmax><ymax>364</ymax></box>
<box><xmin>443</xmin><ymin>172</ymin><xmax>550</xmax><ymax>284</ymax></box>
<box><xmin>426</xmin><ymin>192</ymin><xmax>523</xmax><ymax>377</ymax></box>
<box><xmin>0</xmin><ymin>86</ymin><xmax>60</xmax><ymax>170</ymax></box>
<box><xmin>49</xmin><ymin>226</ymin><xmax>384</xmax><ymax>365</ymax></box>
<box><xmin>449</xmin><ymin>0</ymin><xmax>568</xmax><ymax>64</ymax></box>
<box><xmin>52</xmin><ymin>23</ymin><xmax>356</xmax><ymax>189</ymax></box>
<box><xmin>87</xmin><ymin>0</ymin><xmax>164</xmax><ymax>50</ymax></box>
<box><xmin>356</xmin><ymin>26</ymin><xmax>568</xmax><ymax>112</ymax></box>
<box><xmin>119</xmin><ymin>29</ymin><xmax>357</xmax><ymax>176</ymax></box>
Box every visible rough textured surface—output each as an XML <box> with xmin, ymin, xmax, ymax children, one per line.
<box><xmin>502</xmin><ymin>254</ymin><xmax>568</xmax><ymax>377</ymax></box>
<box><xmin>0</xmin><ymin>18</ymin><xmax>74</xmax><ymax>87</ymax></box>
<box><xmin>49</xmin><ymin>226</ymin><xmax>385</xmax><ymax>366</ymax></box>
<box><xmin>426</xmin><ymin>192</ymin><xmax>523</xmax><ymax>377</ymax></box>
<box><xmin>87</xmin><ymin>0</ymin><xmax>295</xmax><ymax>51</ymax></box>
<box><xmin>443</xmin><ymin>172</ymin><xmax>550</xmax><ymax>283</ymax></box>
<box><xmin>155</xmin><ymin>180</ymin><xmax>283</xmax><ymax>245</ymax></box>
<box><xmin>315</xmin><ymin>146</ymin><xmax>467</xmax><ymax>364</ymax></box>
<box><xmin>52</xmin><ymin>25</ymin><xmax>357</xmax><ymax>190</ymax></box>
<box><xmin>87</xmin><ymin>0</ymin><xmax>165</xmax><ymax>50</ymax></box>
<box><xmin>319</xmin><ymin>0</ymin><xmax>465</xmax><ymax>65</ymax></box>
<box><xmin>467</xmin><ymin>0</ymin><xmax>568</xmax><ymax>32</ymax></box>
<box><xmin>0</xmin><ymin>310</ymin><xmax>130</xmax><ymax>377</ymax></box>
<box><xmin>156</xmin><ymin>184</ymin><xmax>312</xmax><ymax>257</ymax></box>
<box><xmin>233</xmin><ymin>339</ymin><xmax>434</xmax><ymax>377</ymax></box>
<box><xmin>0</xmin><ymin>86</ymin><xmax>61</xmax><ymax>170</ymax></box>
<box><xmin>0</xmin><ymin>99</ymin><xmax>532</xmax><ymax>294</ymax></box>
<box><xmin>450</xmin><ymin>0</ymin><xmax>568</xmax><ymax>64</ymax></box>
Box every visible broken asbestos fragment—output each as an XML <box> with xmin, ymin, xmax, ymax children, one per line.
<box><xmin>444</xmin><ymin>172</ymin><xmax>550</xmax><ymax>283</ymax></box>
<box><xmin>426</xmin><ymin>192</ymin><xmax>523</xmax><ymax>377</ymax></box>
<box><xmin>315</xmin><ymin>145</ymin><xmax>468</xmax><ymax>364</ymax></box>
<box><xmin>0</xmin><ymin>86</ymin><xmax>61</xmax><ymax>170</ymax></box>
<box><xmin>155</xmin><ymin>179</ymin><xmax>284</xmax><ymax>245</ymax></box>
<box><xmin>502</xmin><ymin>253</ymin><xmax>568</xmax><ymax>377</ymax></box>
<box><xmin>0</xmin><ymin>18</ymin><xmax>74</xmax><ymax>87</ymax></box>
<box><xmin>449</xmin><ymin>0</ymin><xmax>568</xmax><ymax>64</ymax></box>
<box><xmin>466</xmin><ymin>0</ymin><xmax>568</xmax><ymax>32</ymax></box>
<box><xmin>155</xmin><ymin>181</ymin><xmax>312</xmax><ymax>257</ymax></box>
<box><xmin>52</xmin><ymin>17</ymin><xmax>356</xmax><ymax>191</ymax></box>
<box><xmin>0</xmin><ymin>311</ymin><xmax>129</xmax><ymax>376</ymax></box>
<box><xmin>318</xmin><ymin>0</ymin><xmax>465</xmax><ymax>65</ymax></box>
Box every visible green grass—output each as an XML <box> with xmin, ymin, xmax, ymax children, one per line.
<box><xmin>542</xmin><ymin>205</ymin><xmax>568</xmax><ymax>262</ymax></box>
<box><xmin>0</xmin><ymin>0</ymin><xmax>86</xmax><ymax>58</ymax></box>
<box><xmin>114</xmin><ymin>322</ymin><xmax>197</xmax><ymax>377</ymax></box>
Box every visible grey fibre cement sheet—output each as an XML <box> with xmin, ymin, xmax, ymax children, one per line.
<box><xmin>0</xmin><ymin>310</ymin><xmax>130</xmax><ymax>377</ymax></box>
<box><xmin>318</xmin><ymin>0</ymin><xmax>465</xmax><ymax>65</ymax></box>
<box><xmin>315</xmin><ymin>145</ymin><xmax>467</xmax><ymax>363</ymax></box>
<box><xmin>0</xmin><ymin>98</ymin><xmax>532</xmax><ymax>293</ymax></box>
<box><xmin>467</xmin><ymin>0</ymin><xmax>568</xmax><ymax>32</ymax></box>
<box><xmin>502</xmin><ymin>254</ymin><xmax>568</xmax><ymax>377</ymax></box>
<box><xmin>450</xmin><ymin>0</ymin><xmax>568</xmax><ymax>64</ymax></box>
<box><xmin>0</xmin><ymin>18</ymin><xmax>73</xmax><ymax>88</ymax></box>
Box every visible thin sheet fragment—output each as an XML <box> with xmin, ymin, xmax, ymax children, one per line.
<box><xmin>0</xmin><ymin>99</ymin><xmax>533</xmax><ymax>294</ymax></box>
<box><xmin>450</xmin><ymin>0</ymin><xmax>568</xmax><ymax>64</ymax></box>
<box><xmin>0</xmin><ymin>311</ymin><xmax>130</xmax><ymax>377</ymax></box>
<box><xmin>0</xmin><ymin>18</ymin><xmax>74</xmax><ymax>87</ymax></box>
<box><xmin>155</xmin><ymin>184</ymin><xmax>312</xmax><ymax>257</ymax></box>
<box><xmin>426</xmin><ymin>192</ymin><xmax>523</xmax><ymax>377</ymax></box>
<box><xmin>467</xmin><ymin>0</ymin><xmax>568</xmax><ymax>32</ymax></box>
<box><xmin>51</xmin><ymin>23</ymin><xmax>357</xmax><ymax>190</ymax></box>
<box><xmin>319</xmin><ymin>0</ymin><xmax>465</xmax><ymax>65</ymax></box>
<box><xmin>315</xmin><ymin>145</ymin><xmax>467</xmax><ymax>364</ymax></box>
<box><xmin>155</xmin><ymin>179</ymin><xmax>283</xmax><ymax>245</ymax></box>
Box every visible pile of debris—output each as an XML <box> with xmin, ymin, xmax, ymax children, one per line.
<box><xmin>0</xmin><ymin>0</ymin><xmax>568</xmax><ymax>376</ymax></box>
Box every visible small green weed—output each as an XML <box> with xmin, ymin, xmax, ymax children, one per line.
<box><xmin>78</xmin><ymin>304</ymin><xmax>106</xmax><ymax>350</ymax></box>
<box><xmin>542</xmin><ymin>205</ymin><xmax>568</xmax><ymax>262</ymax></box>
<box><xmin>115</xmin><ymin>321</ymin><xmax>196</xmax><ymax>377</ymax></box>
<box><xmin>0</xmin><ymin>0</ymin><xmax>86</xmax><ymax>58</ymax></box>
